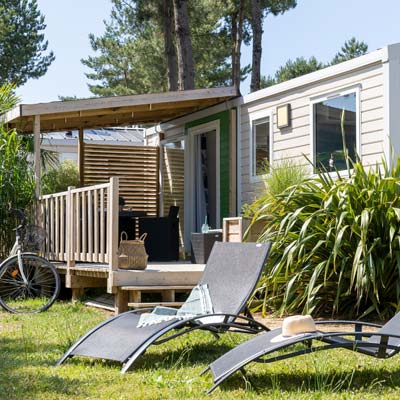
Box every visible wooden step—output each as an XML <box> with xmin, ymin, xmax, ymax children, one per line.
<box><xmin>128</xmin><ymin>301</ymin><xmax>184</xmax><ymax>308</ymax></box>
<box><xmin>120</xmin><ymin>285</ymin><xmax>194</xmax><ymax>291</ymax></box>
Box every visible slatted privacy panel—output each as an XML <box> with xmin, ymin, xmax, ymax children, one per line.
<box><xmin>162</xmin><ymin>146</ymin><xmax>185</xmax><ymax>248</ymax></box>
<box><xmin>39</xmin><ymin>191</ymin><xmax>68</xmax><ymax>261</ymax></box>
<box><xmin>84</xmin><ymin>144</ymin><xmax>159</xmax><ymax>216</ymax></box>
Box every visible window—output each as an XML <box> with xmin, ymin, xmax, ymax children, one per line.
<box><xmin>252</xmin><ymin>118</ymin><xmax>270</xmax><ymax>176</ymax></box>
<box><xmin>313</xmin><ymin>92</ymin><xmax>357</xmax><ymax>172</ymax></box>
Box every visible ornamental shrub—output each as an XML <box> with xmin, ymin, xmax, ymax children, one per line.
<box><xmin>252</xmin><ymin>156</ymin><xmax>400</xmax><ymax>319</ymax></box>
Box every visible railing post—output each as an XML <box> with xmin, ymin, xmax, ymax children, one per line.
<box><xmin>66</xmin><ymin>186</ymin><xmax>75</xmax><ymax>273</ymax></box>
<box><xmin>107</xmin><ymin>177</ymin><xmax>119</xmax><ymax>293</ymax></box>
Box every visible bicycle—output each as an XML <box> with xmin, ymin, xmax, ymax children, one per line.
<box><xmin>0</xmin><ymin>209</ymin><xmax>60</xmax><ymax>313</ymax></box>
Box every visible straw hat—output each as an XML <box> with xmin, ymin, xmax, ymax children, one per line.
<box><xmin>271</xmin><ymin>315</ymin><xmax>317</xmax><ymax>343</ymax></box>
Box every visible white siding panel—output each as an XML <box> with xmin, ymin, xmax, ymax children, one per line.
<box><xmin>244</xmin><ymin>66</ymin><xmax>383</xmax><ymax>115</ymax></box>
<box><xmin>273</xmin><ymin>134</ymin><xmax>309</xmax><ymax>152</ymax></box>
<box><xmin>275</xmin><ymin>145</ymin><xmax>310</xmax><ymax>160</ymax></box>
<box><xmin>274</xmin><ymin>125</ymin><xmax>311</xmax><ymax>143</ymax></box>
<box><xmin>241</xmin><ymin>61</ymin><xmax>385</xmax><ymax>206</ymax></box>
<box><xmin>361</xmin><ymin>118</ymin><xmax>384</xmax><ymax>134</ymax></box>
<box><xmin>361</xmin><ymin>96</ymin><xmax>384</xmax><ymax>112</ymax></box>
<box><xmin>361</xmin><ymin>85</ymin><xmax>384</xmax><ymax>101</ymax></box>
<box><xmin>362</xmin><ymin>153</ymin><xmax>384</xmax><ymax>166</ymax></box>
<box><xmin>361</xmin><ymin>107</ymin><xmax>384</xmax><ymax>123</ymax></box>
<box><xmin>361</xmin><ymin>130</ymin><xmax>384</xmax><ymax>145</ymax></box>
<box><xmin>362</xmin><ymin>141</ymin><xmax>385</xmax><ymax>156</ymax></box>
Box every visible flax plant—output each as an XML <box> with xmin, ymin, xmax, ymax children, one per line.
<box><xmin>252</xmin><ymin>155</ymin><xmax>400</xmax><ymax>319</ymax></box>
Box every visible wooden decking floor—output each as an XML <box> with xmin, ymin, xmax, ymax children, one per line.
<box><xmin>52</xmin><ymin>261</ymin><xmax>205</xmax><ymax>282</ymax></box>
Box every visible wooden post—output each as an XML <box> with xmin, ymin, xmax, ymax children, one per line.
<box><xmin>114</xmin><ymin>289</ymin><xmax>129</xmax><ymax>315</ymax></box>
<box><xmin>66</xmin><ymin>186</ymin><xmax>76</xmax><ymax>285</ymax></box>
<box><xmin>107</xmin><ymin>177</ymin><xmax>119</xmax><ymax>293</ymax></box>
<box><xmin>78</xmin><ymin>127</ymin><xmax>84</xmax><ymax>187</ymax></box>
<box><xmin>33</xmin><ymin>115</ymin><xmax>41</xmax><ymax>199</ymax></box>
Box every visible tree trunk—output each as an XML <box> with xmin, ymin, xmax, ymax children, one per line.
<box><xmin>250</xmin><ymin>0</ymin><xmax>262</xmax><ymax>92</ymax></box>
<box><xmin>231</xmin><ymin>11</ymin><xmax>238</xmax><ymax>87</ymax></box>
<box><xmin>173</xmin><ymin>0</ymin><xmax>194</xmax><ymax>90</ymax></box>
<box><xmin>163</xmin><ymin>0</ymin><xmax>178</xmax><ymax>91</ymax></box>
<box><xmin>231</xmin><ymin>0</ymin><xmax>245</xmax><ymax>90</ymax></box>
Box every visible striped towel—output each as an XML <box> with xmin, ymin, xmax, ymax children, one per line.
<box><xmin>137</xmin><ymin>283</ymin><xmax>213</xmax><ymax>328</ymax></box>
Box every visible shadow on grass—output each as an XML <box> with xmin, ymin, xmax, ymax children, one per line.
<box><xmin>0</xmin><ymin>370</ymin><xmax>88</xmax><ymax>399</ymax></box>
<box><xmin>0</xmin><ymin>337</ymin><xmax>89</xmax><ymax>399</ymax></box>
<box><xmin>0</xmin><ymin>336</ymin><xmax>63</xmax><ymax>367</ymax></box>
<box><xmin>215</xmin><ymin>365</ymin><xmax>400</xmax><ymax>394</ymax></box>
<box><xmin>67</xmin><ymin>340</ymin><xmax>236</xmax><ymax>372</ymax></box>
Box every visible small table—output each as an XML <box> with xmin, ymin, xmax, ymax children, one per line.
<box><xmin>190</xmin><ymin>232</ymin><xmax>222</xmax><ymax>264</ymax></box>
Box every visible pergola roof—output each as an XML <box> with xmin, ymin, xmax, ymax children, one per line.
<box><xmin>6</xmin><ymin>87</ymin><xmax>239</xmax><ymax>133</ymax></box>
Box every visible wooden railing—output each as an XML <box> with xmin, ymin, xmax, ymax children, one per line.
<box><xmin>39</xmin><ymin>177</ymin><xmax>119</xmax><ymax>270</ymax></box>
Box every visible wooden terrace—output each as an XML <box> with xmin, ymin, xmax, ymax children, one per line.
<box><xmin>38</xmin><ymin>177</ymin><xmax>204</xmax><ymax>313</ymax></box>
<box><xmin>6</xmin><ymin>87</ymin><xmax>238</xmax><ymax>313</ymax></box>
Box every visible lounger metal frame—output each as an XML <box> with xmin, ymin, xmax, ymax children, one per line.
<box><xmin>57</xmin><ymin>242</ymin><xmax>272</xmax><ymax>372</ymax></box>
<box><xmin>206</xmin><ymin>319</ymin><xmax>400</xmax><ymax>393</ymax></box>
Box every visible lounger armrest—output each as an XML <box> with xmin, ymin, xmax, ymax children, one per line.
<box><xmin>128</xmin><ymin>307</ymin><xmax>156</xmax><ymax>314</ymax></box>
<box><xmin>315</xmin><ymin>320</ymin><xmax>382</xmax><ymax>329</ymax></box>
<box><xmin>189</xmin><ymin>312</ymin><xmax>270</xmax><ymax>331</ymax></box>
<box><xmin>324</xmin><ymin>331</ymin><xmax>400</xmax><ymax>339</ymax></box>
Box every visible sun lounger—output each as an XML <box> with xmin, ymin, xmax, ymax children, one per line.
<box><xmin>57</xmin><ymin>241</ymin><xmax>272</xmax><ymax>373</ymax></box>
<box><xmin>204</xmin><ymin>313</ymin><xmax>400</xmax><ymax>393</ymax></box>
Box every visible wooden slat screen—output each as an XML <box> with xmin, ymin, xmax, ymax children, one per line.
<box><xmin>162</xmin><ymin>147</ymin><xmax>185</xmax><ymax>247</ymax></box>
<box><xmin>84</xmin><ymin>144</ymin><xmax>159</xmax><ymax>216</ymax></box>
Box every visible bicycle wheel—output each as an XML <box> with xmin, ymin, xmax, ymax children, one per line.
<box><xmin>0</xmin><ymin>254</ymin><xmax>60</xmax><ymax>313</ymax></box>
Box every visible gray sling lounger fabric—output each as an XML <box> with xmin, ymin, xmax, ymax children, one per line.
<box><xmin>206</xmin><ymin>313</ymin><xmax>400</xmax><ymax>393</ymax></box>
<box><xmin>57</xmin><ymin>242</ymin><xmax>272</xmax><ymax>372</ymax></box>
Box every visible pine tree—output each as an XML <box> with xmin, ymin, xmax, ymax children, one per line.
<box><xmin>0</xmin><ymin>0</ymin><xmax>54</xmax><ymax>87</ymax></box>
<box><xmin>250</xmin><ymin>0</ymin><xmax>296</xmax><ymax>92</ymax></box>
<box><xmin>262</xmin><ymin>38</ymin><xmax>369</xmax><ymax>88</ymax></box>
<box><xmin>173</xmin><ymin>0</ymin><xmax>194</xmax><ymax>90</ymax></box>
<box><xmin>83</xmin><ymin>0</ymin><xmax>232</xmax><ymax>96</ymax></box>
<box><xmin>331</xmin><ymin>37</ymin><xmax>368</xmax><ymax>65</ymax></box>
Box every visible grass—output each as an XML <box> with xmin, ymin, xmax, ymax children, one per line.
<box><xmin>1</xmin><ymin>303</ymin><xmax>400</xmax><ymax>399</ymax></box>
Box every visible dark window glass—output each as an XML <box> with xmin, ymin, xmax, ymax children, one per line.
<box><xmin>253</xmin><ymin>119</ymin><xmax>270</xmax><ymax>176</ymax></box>
<box><xmin>314</xmin><ymin>93</ymin><xmax>356</xmax><ymax>172</ymax></box>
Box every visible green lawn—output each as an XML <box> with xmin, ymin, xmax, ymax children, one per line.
<box><xmin>0</xmin><ymin>303</ymin><xmax>400</xmax><ymax>399</ymax></box>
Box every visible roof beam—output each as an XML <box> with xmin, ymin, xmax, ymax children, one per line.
<box><xmin>18</xmin><ymin>87</ymin><xmax>238</xmax><ymax>117</ymax></box>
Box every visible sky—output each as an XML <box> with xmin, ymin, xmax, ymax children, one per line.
<box><xmin>16</xmin><ymin>0</ymin><xmax>400</xmax><ymax>104</ymax></box>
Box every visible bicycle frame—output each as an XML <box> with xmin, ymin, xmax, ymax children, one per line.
<box><xmin>2</xmin><ymin>228</ymin><xmax>29</xmax><ymax>285</ymax></box>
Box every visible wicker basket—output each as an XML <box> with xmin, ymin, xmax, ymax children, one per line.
<box><xmin>118</xmin><ymin>232</ymin><xmax>148</xmax><ymax>270</ymax></box>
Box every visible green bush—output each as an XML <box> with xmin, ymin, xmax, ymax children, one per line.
<box><xmin>0</xmin><ymin>84</ymin><xmax>35</xmax><ymax>259</ymax></box>
<box><xmin>41</xmin><ymin>160</ymin><xmax>80</xmax><ymax>194</ymax></box>
<box><xmin>262</xmin><ymin>158</ymin><xmax>309</xmax><ymax>198</ymax></box>
<box><xmin>242</xmin><ymin>158</ymin><xmax>308</xmax><ymax>219</ymax></box>
<box><xmin>253</xmin><ymin>157</ymin><xmax>400</xmax><ymax>319</ymax></box>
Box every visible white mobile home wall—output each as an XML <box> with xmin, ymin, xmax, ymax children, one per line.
<box><xmin>239</xmin><ymin>43</ymin><xmax>400</xmax><ymax>206</ymax></box>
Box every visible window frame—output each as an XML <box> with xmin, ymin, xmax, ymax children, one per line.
<box><xmin>250</xmin><ymin>113</ymin><xmax>273</xmax><ymax>182</ymax></box>
<box><xmin>309</xmin><ymin>86</ymin><xmax>361</xmax><ymax>175</ymax></box>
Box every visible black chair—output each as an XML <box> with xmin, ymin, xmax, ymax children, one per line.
<box><xmin>137</xmin><ymin>206</ymin><xmax>180</xmax><ymax>261</ymax></box>
<box><xmin>205</xmin><ymin>313</ymin><xmax>400</xmax><ymax>393</ymax></box>
<box><xmin>57</xmin><ymin>242</ymin><xmax>272</xmax><ymax>373</ymax></box>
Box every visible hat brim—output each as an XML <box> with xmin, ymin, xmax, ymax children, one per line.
<box><xmin>270</xmin><ymin>331</ymin><xmax>316</xmax><ymax>343</ymax></box>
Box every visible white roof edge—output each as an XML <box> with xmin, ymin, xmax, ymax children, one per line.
<box><xmin>4</xmin><ymin>105</ymin><xmax>22</xmax><ymax>123</ymax></box>
<box><xmin>243</xmin><ymin>45</ymin><xmax>390</xmax><ymax>104</ymax></box>
<box><xmin>16</xmin><ymin>86</ymin><xmax>238</xmax><ymax>117</ymax></box>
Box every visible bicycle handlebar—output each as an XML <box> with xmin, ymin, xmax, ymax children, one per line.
<box><xmin>10</xmin><ymin>208</ymin><xmax>27</xmax><ymax>230</ymax></box>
